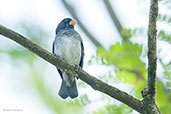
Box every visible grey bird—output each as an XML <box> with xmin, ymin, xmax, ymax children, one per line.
<box><xmin>52</xmin><ymin>18</ymin><xmax>84</xmax><ymax>99</ymax></box>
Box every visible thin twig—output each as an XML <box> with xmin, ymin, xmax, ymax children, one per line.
<box><xmin>61</xmin><ymin>0</ymin><xmax>103</xmax><ymax>48</ymax></box>
<box><xmin>140</xmin><ymin>0</ymin><xmax>161</xmax><ymax>113</ymax></box>
<box><xmin>147</xmin><ymin>0</ymin><xmax>158</xmax><ymax>98</ymax></box>
<box><xmin>103</xmin><ymin>0</ymin><xmax>128</xmax><ymax>40</ymax></box>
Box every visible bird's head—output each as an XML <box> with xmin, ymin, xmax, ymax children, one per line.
<box><xmin>56</xmin><ymin>18</ymin><xmax>77</xmax><ymax>35</ymax></box>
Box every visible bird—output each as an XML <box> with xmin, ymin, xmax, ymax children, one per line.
<box><xmin>52</xmin><ymin>18</ymin><xmax>84</xmax><ymax>99</ymax></box>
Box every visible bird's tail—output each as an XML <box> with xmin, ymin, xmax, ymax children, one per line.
<box><xmin>58</xmin><ymin>79</ymin><xmax>78</xmax><ymax>99</ymax></box>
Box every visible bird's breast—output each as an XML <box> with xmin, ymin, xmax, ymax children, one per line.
<box><xmin>54</xmin><ymin>35</ymin><xmax>81</xmax><ymax>65</ymax></box>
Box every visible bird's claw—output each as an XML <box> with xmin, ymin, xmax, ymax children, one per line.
<box><xmin>74</xmin><ymin>65</ymin><xmax>82</xmax><ymax>71</ymax></box>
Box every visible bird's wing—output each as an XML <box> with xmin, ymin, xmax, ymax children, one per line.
<box><xmin>52</xmin><ymin>41</ymin><xmax>55</xmax><ymax>53</ymax></box>
<box><xmin>52</xmin><ymin>41</ymin><xmax>63</xmax><ymax>79</ymax></box>
<box><xmin>57</xmin><ymin>69</ymin><xmax>63</xmax><ymax>79</ymax></box>
<box><xmin>79</xmin><ymin>42</ymin><xmax>84</xmax><ymax>68</ymax></box>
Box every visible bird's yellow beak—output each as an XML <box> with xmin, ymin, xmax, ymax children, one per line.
<box><xmin>69</xmin><ymin>19</ymin><xmax>77</xmax><ymax>26</ymax></box>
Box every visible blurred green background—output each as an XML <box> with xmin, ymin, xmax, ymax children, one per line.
<box><xmin>0</xmin><ymin>0</ymin><xmax>170</xmax><ymax>114</ymax></box>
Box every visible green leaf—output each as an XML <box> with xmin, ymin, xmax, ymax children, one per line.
<box><xmin>158</xmin><ymin>14</ymin><xmax>171</xmax><ymax>23</ymax></box>
<box><xmin>97</xmin><ymin>41</ymin><xmax>146</xmax><ymax>74</ymax></box>
<box><xmin>115</xmin><ymin>70</ymin><xmax>136</xmax><ymax>84</ymax></box>
<box><xmin>93</xmin><ymin>104</ymin><xmax>133</xmax><ymax>114</ymax></box>
<box><xmin>74</xmin><ymin>94</ymin><xmax>91</xmax><ymax>106</ymax></box>
<box><xmin>120</xmin><ymin>28</ymin><xmax>133</xmax><ymax>39</ymax></box>
<box><xmin>158</xmin><ymin>30</ymin><xmax>171</xmax><ymax>44</ymax></box>
<box><xmin>156</xmin><ymin>81</ymin><xmax>171</xmax><ymax>113</ymax></box>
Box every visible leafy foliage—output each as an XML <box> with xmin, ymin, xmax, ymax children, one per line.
<box><xmin>96</xmin><ymin>41</ymin><xmax>147</xmax><ymax>99</ymax></box>
<box><xmin>159</xmin><ymin>59</ymin><xmax>171</xmax><ymax>88</ymax></box>
<box><xmin>157</xmin><ymin>13</ymin><xmax>171</xmax><ymax>44</ymax></box>
<box><xmin>158</xmin><ymin>30</ymin><xmax>171</xmax><ymax>44</ymax></box>
<box><xmin>93</xmin><ymin>29</ymin><xmax>170</xmax><ymax>113</ymax></box>
<box><xmin>97</xmin><ymin>41</ymin><xmax>144</xmax><ymax>72</ymax></box>
<box><xmin>93</xmin><ymin>104</ymin><xmax>133</xmax><ymax>114</ymax></box>
<box><xmin>156</xmin><ymin>81</ymin><xmax>171</xmax><ymax>114</ymax></box>
<box><xmin>120</xmin><ymin>28</ymin><xmax>145</xmax><ymax>38</ymax></box>
<box><xmin>158</xmin><ymin>14</ymin><xmax>171</xmax><ymax>23</ymax></box>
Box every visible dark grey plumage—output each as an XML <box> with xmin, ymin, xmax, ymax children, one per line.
<box><xmin>52</xmin><ymin>18</ymin><xmax>84</xmax><ymax>99</ymax></box>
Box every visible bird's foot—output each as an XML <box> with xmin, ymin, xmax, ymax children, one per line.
<box><xmin>74</xmin><ymin>65</ymin><xmax>82</xmax><ymax>71</ymax></box>
<box><xmin>74</xmin><ymin>65</ymin><xmax>82</xmax><ymax>79</ymax></box>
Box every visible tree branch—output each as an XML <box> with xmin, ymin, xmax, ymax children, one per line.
<box><xmin>61</xmin><ymin>0</ymin><xmax>103</xmax><ymax>48</ymax></box>
<box><xmin>140</xmin><ymin>0</ymin><xmax>161</xmax><ymax>113</ymax></box>
<box><xmin>147</xmin><ymin>0</ymin><xmax>158</xmax><ymax>99</ymax></box>
<box><xmin>0</xmin><ymin>24</ymin><xmax>143</xmax><ymax>113</ymax></box>
<box><xmin>103</xmin><ymin>0</ymin><xmax>128</xmax><ymax>40</ymax></box>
